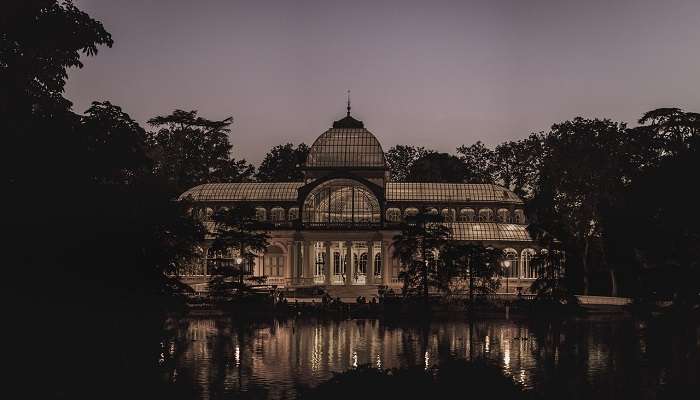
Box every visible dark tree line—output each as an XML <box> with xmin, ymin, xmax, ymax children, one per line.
<box><xmin>385</xmin><ymin>111</ymin><xmax>699</xmax><ymax>303</ymax></box>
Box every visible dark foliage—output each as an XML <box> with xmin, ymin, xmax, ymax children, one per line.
<box><xmin>301</xmin><ymin>358</ymin><xmax>537</xmax><ymax>400</ymax></box>
<box><xmin>255</xmin><ymin>143</ymin><xmax>309</xmax><ymax>182</ymax></box>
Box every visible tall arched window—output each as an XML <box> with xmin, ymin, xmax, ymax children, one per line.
<box><xmin>503</xmin><ymin>248</ymin><xmax>519</xmax><ymax>278</ymax></box>
<box><xmin>264</xmin><ymin>245</ymin><xmax>285</xmax><ymax>277</ymax></box>
<box><xmin>497</xmin><ymin>208</ymin><xmax>510</xmax><ymax>223</ymax></box>
<box><xmin>459</xmin><ymin>208</ymin><xmax>475</xmax><ymax>222</ymax></box>
<box><xmin>333</xmin><ymin>252</ymin><xmax>342</xmax><ymax>275</ymax></box>
<box><xmin>374</xmin><ymin>253</ymin><xmax>382</xmax><ymax>276</ymax></box>
<box><xmin>426</xmin><ymin>207</ymin><xmax>438</xmax><ymax>215</ymax></box>
<box><xmin>521</xmin><ymin>248</ymin><xmax>537</xmax><ymax>279</ymax></box>
<box><xmin>315</xmin><ymin>252</ymin><xmax>325</xmax><ymax>276</ymax></box>
<box><xmin>302</xmin><ymin>179</ymin><xmax>380</xmax><ymax>226</ymax></box>
<box><xmin>358</xmin><ymin>253</ymin><xmax>368</xmax><ymax>274</ymax></box>
<box><xmin>478</xmin><ymin>208</ymin><xmax>493</xmax><ymax>222</ymax></box>
<box><xmin>255</xmin><ymin>207</ymin><xmax>267</xmax><ymax>221</ymax></box>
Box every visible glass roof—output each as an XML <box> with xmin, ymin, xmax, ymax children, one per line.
<box><xmin>179</xmin><ymin>183</ymin><xmax>303</xmax><ymax>202</ymax></box>
<box><xmin>180</xmin><ymin>182</ymin><xmax>524</xmax><ymax>204</ymax></box>
<box><xmin>386</xmin><ymin>183</ymin><xmax>522</xmax><ymax>204</ymax></box>
<box><xmin>447</xmin><ymin>223</ymin><xmax>532</xmax><ymax>242</ymax></box>
<box><xmin>306</xmin><ymin>128</ymin><xmax>386</xmax><ymax>169</ymax></box>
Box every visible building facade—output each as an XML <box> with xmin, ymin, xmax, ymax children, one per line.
<box><xmin>179</xmin><ymin>110</ymin><xmax>541</xmax><ymax>294</ymax></box>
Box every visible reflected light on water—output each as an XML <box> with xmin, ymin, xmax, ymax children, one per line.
<box><xmin>167</xmin><ymin>317</ymin><xmax>692</xmax><ymax>400</ymax></box>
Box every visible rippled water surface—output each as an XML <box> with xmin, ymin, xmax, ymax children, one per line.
<box><xmin>163</xmin><ymin>316</ymin><xmax>698</xmax><ymax>399</ymax></box>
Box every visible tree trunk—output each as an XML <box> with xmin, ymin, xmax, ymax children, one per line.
<box><xmin>582</xmin><ymin>239</ymin><xmax>590</xmax><ymax>295</ymax></box>
<box><xmin>609</xmin><ymin>268</ymin><xmax>617</xmax><ymax>297</ymax></box>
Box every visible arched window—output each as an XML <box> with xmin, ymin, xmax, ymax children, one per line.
<box><xmin>386</xmin><ymin>208</ymin><xmax>401</xmax><ymax>222</ymax></box>
<box><xmin>503</xmin><ymin>248</ymin><xmax>519</xmax><ymax>278</ymax></box>
<box><xmin>404</xmin><ymin>207</ymin><xmax>419</xmax><ymax>217</ymax></box>
<box><xmin>333</xmin><ymin>252</ymin><xmax>342</xmax><ymax>275</ymax></box>
<box><xmin>255</xmin><ymin>207</ymin><xmax>267</xmax><ymax>221</ymax></box>
<box><xmin>288</xmin><ymin>207</ymin><xmax>299</xmax><ymax>221</ymax></box>
<box><xmin>315</xmin><ymin>251</ymin><xmax>325</xmax><ymax>276</ymax></box>
<box><xmin>521</xmin><ymin>248</ymin><xmax>537</xmax><ymax>279</ymax></box>
<box><xmin>374</xmin><ymin>253</ymin><xmax>382</xmax><ymax>276</ymax></box>
<box><xmin>497</xmin><ymin>208</ymin><xmax>510</xmax><ymax>223</ymax></box>
<box><xmin>426</xmin><ymin>207</ymin><xmax>438</xmax><ymax>215</ymax></box>
<box><xmin>358</xmin><ymin>253</ymin><xmax>368</xmax><ymax>274</ymax></box>
<box><xmin>514</xmin><ymin>209</ymin><xmax>525</xmax><ymax>224</ymax></box>
<box><xmin>264</xmin><ymin>245</ymin><xmax>285</xmax><ymax>277</ymax></box>
<box><xmin>441</xmin><ymin>208</ymin><xmax>456</xmax><ymax>222</ymax></box>
<box><xmin>270</xmin><ymin>207</ymin><xmax>285</xmax><ymax>222</ymax></box>
<box><xmin>478</xmin><ymin>208</ymin><xmax>493</xmax><ymax>222</ymax></box>
<box><xmin>459</xmin><ymin>208</ymin><xmax>475</xmax><ymax>222</ymax></box>
<box><xmin>302</xmin><ymin>179</ymin><xmax>381</xmax><ymax>226</ymax></box>
<box><xmin>205</xmin><ymin>207</ymin><xmax>214</xmax><ymax>220</ymax></box>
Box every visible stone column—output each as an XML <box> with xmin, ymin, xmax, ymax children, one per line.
<box><xmin>381</xmin><ymin>241</ymin><xmax>389</xmax><ymax>285</ymax></box>
<box><xmin>324</xmin><ymin>241</ymin><xmax>332</xmax><ymax>285</ymax></box>
<box><xmin>367</xmin><ymin>241</ymin><xmax>375</xmax><ymax>285</ymax></box>
<box><xmin>285</xmin><ymin>242</ymin><xmax>293</xmax><ymax>280</ymax></box>
<box><xmin>294</xmin><ymin>241</ymin><xmax>303</xmax><ymax>281</ymax></box>
<box><xmin>306</xmin><ymin>241</ymin><xmax>315</xmax><ymax>281</ymax></box>
<box><xmin>345</xmin><ymin>241</ymin><xmax>353</xmax><ymax>287</ymax></box>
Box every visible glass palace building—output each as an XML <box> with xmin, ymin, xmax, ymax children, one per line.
<box><xmin>179</xmin><ymin>110</ymin><xmax>540</xmax><ymax>294</ymax></box>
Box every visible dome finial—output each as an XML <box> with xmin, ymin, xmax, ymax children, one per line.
<box><xmin>346</xmin><ymin>89</ymin><xmax>351</xmax><ymax>117</ymax></box>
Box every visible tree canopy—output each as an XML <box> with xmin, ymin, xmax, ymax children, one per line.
<box><xmin>256</xmin><ymin>143</ymin><xmax>309</xmax><ymax>182</ymax></box>
<box><xmin>147</xmin><ymin>109</ymin><xmax>254</xmax><ymax>192</ymax></box>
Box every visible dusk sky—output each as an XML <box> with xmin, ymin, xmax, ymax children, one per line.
<box><xmin>66</xmin><ymin>0</ymin><xmax>700</xmax><ymax>165</ymax></box>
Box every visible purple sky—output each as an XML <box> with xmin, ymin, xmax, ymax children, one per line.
<box><xmin>66</xmin><ymin>0</ymin><xmax>700</xmax><ymax>165</ymax></box>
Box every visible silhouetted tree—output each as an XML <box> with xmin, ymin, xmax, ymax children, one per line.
<box><xmin>393</xmin><ymin>212</ymin><xmax>450</xmax><ymax>305</ymax></box>
<box><xmin>406</xmin><ymin>152</ymin><xmax>471</xmax><ymax>183</ymax></box>
<box><xmin>456</xmin><ymin>141</ymin><xmax>496</xmax><ymax>183</ymax></box>
<box><xmin>441</xmin><ymin>243</ymin><xmax>503</xmax><ymax>305</ymax></box>
<box><xmin>255</xmin><ymin>143</ymin><xmax>309</xmax><ymax>182</ymax></box>
<box><xmin>492</xmin><ymin>134</ymin><xmax>544</xmax><ymax>200</ymax></box>
<box><xmin>147</xmin><ymin>110</ymin><xmax>254</xmax><ymax>192</ymax></box>
<box><xmin>209</xmin><ymin>204</ymin><xmax>270</xmax><ymax>296</ymax></box>
<box><xmin>528</xmin><ymin>117</ymin><xmax>631</xmax><ymax>295</ymax></box>
<box><xmin>385</xmin><ymin>145</ymin><xmax>432</xmax><ymax>182</ymax></box>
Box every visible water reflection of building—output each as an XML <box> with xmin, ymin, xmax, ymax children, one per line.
<box><xmin>179</xmin><ymin>102</ymin><xmax>541</xmax><ymax>294</ymax></box>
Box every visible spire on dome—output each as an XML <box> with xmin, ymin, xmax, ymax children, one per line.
<box><xmin>332</xmin><ymin>91</ymin><xmax>364</xmax><ymax>128</ymax></box>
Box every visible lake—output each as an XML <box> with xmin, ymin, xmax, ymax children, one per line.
<box><xmin>162</xmin><ymin>315</ymin><xmax>698</xmax><ymax>399</ymax></box>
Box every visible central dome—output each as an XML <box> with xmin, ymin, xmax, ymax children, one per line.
<box><xmin>305</xmin><ymin>114</ymin><xmax>386</xmax><ymax>170</ymax></box>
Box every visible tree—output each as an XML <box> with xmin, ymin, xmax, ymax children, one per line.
<box><xmin>385</xmin><ymin>145</ymin><xmax>432</xmax><ymax>182</ymax></box>
<box><xmin>81</xmin><ymin>101</ymin><xmax>150</xmax><ymax>185</ymax></box>
<box><xmin>147</xmin><ymin>110</ymin><xmax>254</xmax><ymax>192</ymax></box>
<box><xmin>256</xmin><ymin>143</ymin><xmax>309</xmax><ymax>182</ymax></box>
<box><xmin>392</xmin><ymin>213</ymin><xmax>450</xmax><ymax>305</ymax></box>
<box><xmin>456</xmin><ymin>141</ymin><xmax>496</xmax><ymax>183</ymax></box>
<box><xmin>209</xmin><ymin>204</ymin><xmax>270</xmax><ymax>297</ymax></box>
<box><xmin>441</xmin><ymin>243</ymin><xmax>503</xmax><ymax>306</ymax></box>
<box><xmin>491</xmin><ymin>134</ymin><xmax>544</xmax><ymax>200</ymax></box>
<box><xmin>406</xmin><ymin>152</ymin><xmax>471</xmax><ymax>183</ymax></box>
<box><xmin>0</xmin><ymin>0</ymin><xmax>113</xmax><ymax>116</ymax></box>
<box><xmin>528</xmin><ymin>117</ymin><xmax>632</xmax><ymax>295</ymax></box>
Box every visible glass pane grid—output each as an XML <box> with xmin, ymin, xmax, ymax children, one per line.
<box><xmin>446</xmin><ymin>222</ymin><xmax>532</xmax><ymax>242</ymax></box>
<box><xmin>179</xmin><ymin>182</ymin><xmax>303</xmax><ymax>202</ymax></box>
<box><xmin>307</xmin><ymin>128</ymin><xmax>385</xmax><ymax>168</ymax></box>
<box><xmin>386</xmin><ymin>183</ymin><xmax>522</xmax><ymax>203</ymax></box>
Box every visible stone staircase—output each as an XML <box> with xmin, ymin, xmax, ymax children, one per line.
<box><xmin>324</xmin><ymin>285</ymin><xmax>379</xmax><ymax>302</ymax></box>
